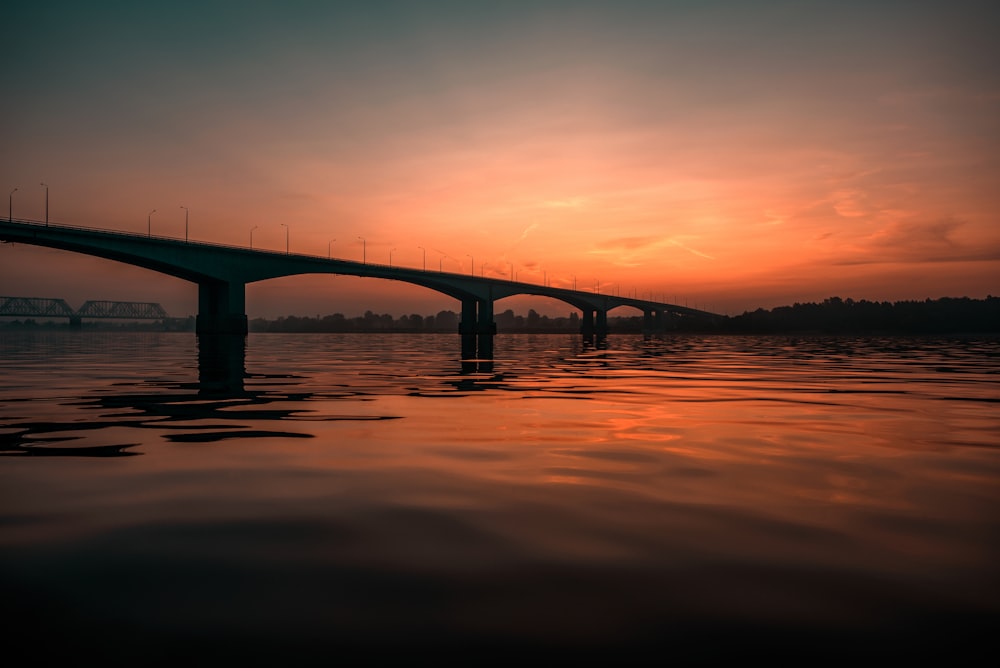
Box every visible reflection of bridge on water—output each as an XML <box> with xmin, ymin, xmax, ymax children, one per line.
<box><xmin>0</xmin><ymin>295</ymin><xmax>170</xmax><ymax>326</ymax></box>
<box><xmin>1</xmin><ymin>218</ymin><xmax>721</xmax><ymax>359</ymax></box>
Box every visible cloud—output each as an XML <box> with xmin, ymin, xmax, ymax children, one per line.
<box><xmin>830</xmin><ymin>189</ymin><xmax>871</xmax><ymax>218</ymax></box>
<box><xmin>516</xmin><ymin>222</ymin><xmax>540</xmax><ymax>243</ymax></box>
<box><xmin>589</xmin><ymin>235</ymin><xmax>715</xmax><ymax>263</ymax></box>
<box><xmin>666</xmin><ymin>238</ymin><xmax>715</xmax><ymax>260</ymax></box>
<box><xmin>869</xmin><ymin>217</ymin><xmax>962</xmax><ymax>248</ymax></box>
<box><xmin>541</xmin><ymin>197</ymin><xmax>588</xmax><ymax>209</ymax></box>
<box><xmin>601</xmin><ymin>236</ymin><xmax>659</xmax><ymax>250</ymax></box>
<box><xmin>835</xmin><ymin>217</ymin><xmax>1000</xmax><ymax>265</ymax></box>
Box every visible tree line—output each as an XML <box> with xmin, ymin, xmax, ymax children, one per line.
<box><xmin>249</xmin><ymin>297</ymin><xmax>999</xmax><ymax>334</ymax></box>
<box><xmin>2</xmin><ymin>297</ymin><xmax>996</xmax><ymax>334</ymax></box>
<box><xmin>724</xmin><ymin>296</ymin><xmax>999</xmax><ymax>334</ymax></box>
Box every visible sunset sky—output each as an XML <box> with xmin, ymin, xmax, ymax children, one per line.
<box><xmin>2</xmin><ymin>1</ymin><xmax>997</xmax><ymax>318</ymax></box>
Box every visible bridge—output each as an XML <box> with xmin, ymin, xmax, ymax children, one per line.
<box><xmin>0</xmin><ymin>218</ymin><xmax>719</xmax><ymax>357</ymax></box>
<box><xmin>0</xmin><ymin>296</ymin><xmax>168</xmax><ymax>325</ymax></box>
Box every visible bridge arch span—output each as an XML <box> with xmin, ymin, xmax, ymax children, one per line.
<box><xmin>1</xmin><ymin>219</ymin><xmax>719</xmax><ymax>350</ymax></box>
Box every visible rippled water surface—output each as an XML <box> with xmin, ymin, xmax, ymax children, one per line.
<box><xmin>2</xmin><ymin>331</ymin><xmax>998</xmax><ymax>660</ymax></box>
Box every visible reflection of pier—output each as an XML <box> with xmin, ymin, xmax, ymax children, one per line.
<box><xmin>198</xmin><ymin>334</ymin><xmax>247</xmax><ymax>394</ymax></box>
<box><xmin>0</xmin><ymin>295</ymin><xmax>168</xmax><ymax>326</ymax></box>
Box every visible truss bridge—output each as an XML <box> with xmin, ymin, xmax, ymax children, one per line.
<box><xmin>0</xmin><ymin>296</ymin><xmax>169</xmax><ymax>324</ymax></box>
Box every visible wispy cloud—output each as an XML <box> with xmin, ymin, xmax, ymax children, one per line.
<box><xmin>517</xmin><ymin>223</ymin><xmax>540</xmax><ymax>243</ymax></box>
<box><xmin>667</xmin><ymin>238</ymin><xmax>715</xmax><ymax>260</ymax></box>
<box><xmin>542</xmin><ymin>197</ymin><xmax>588</xmax><ymax>209</ymax></box>
<box><xmin>834</xmin><ymin>217</ymin><xmax>1000</xmax><ymax>265</ymax></box>
<box><xmin>589</xmin><ymin>235</ymin><xmax>715</xmax><ymax>263</ymax></box>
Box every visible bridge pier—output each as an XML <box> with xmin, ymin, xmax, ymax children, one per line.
<box><xmin>197</xmin><ymin>333</ymin><xmax>247</xmax><ymax>395</ymax></box>
<box><xmin>459</xmin><ymin>298</ymin><xmax>496</xmax><ymax>363</ymax></box>
<box><xmin>196</xmin><ymin>280</ymin><xmax>248</xmax><ymax>336</ymax></box>
<box><xmin>581</xmin><ymin>308</ymin><xmax>608</xmax><ymax>344</ymax></box>
<box><xmin>460</xmin><ymin>299</ymin><xmax>477</xmax><ymax>360</ymax></box>
<box><xmin>643</xmin><ymin>309</ymin><xmax>666</xmax><ymax>336</ymax></box>
<box><xmin>478</xmin><ymin>298</ymin><xmax>496</xmax><ymax>360</ymax></box>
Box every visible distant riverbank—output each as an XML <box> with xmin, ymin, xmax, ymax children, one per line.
<box><xmin>2</xmin><ymin>296</ymin><xmax>996</xmax><ymax>335</ymax></box>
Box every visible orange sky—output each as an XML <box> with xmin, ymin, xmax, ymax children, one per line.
<box><xmin>2</xmin><ymin>1</ymin><xmax>998</xmax><ymax>318</ymax></box>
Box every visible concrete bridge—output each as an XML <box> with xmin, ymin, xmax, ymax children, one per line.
<box><xmin>0</xmin><ymin>218</ymin><xmax>719</xmax><ymax>357</ymax></box>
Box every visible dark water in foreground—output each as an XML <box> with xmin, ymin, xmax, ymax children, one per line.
<box><xmin>1</xmin><ymin>332</ymin><xmax>998</xmax><ymax>661</ymax></box>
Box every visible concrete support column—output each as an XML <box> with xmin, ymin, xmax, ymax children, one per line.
<box><xmin>643</xmin><ymin>310</ymin><xmax>654</xmax><ymax>335</ymax></box>
<box><xmin>581</xmin><ymin>309</ymin><xmax>595</xmax><ymax>339</ymax></box>
<box><xmin>477</xmin><ymin>298</ymin><xmax>496</xmax><ymax>360</ymax></box>
<box><xmin>460</xmin><ymin>298</ymin><xmax>477</xmax><ymax>360</ymax></box>
<box><xmin>458</xmin><ymin>298</ymin><xmax>496</xmax><ymax>362</ymax></box>
<box><xmin>596</xmin><ymin>309</ymin><xmax>608</xmax><ymax>338</ymax></box>
<box><xmin>196</xmin><ymin>280</ymin><xmax>248</xmax><ymax>335</ymax></box>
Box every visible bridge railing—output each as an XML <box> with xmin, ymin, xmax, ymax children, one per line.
<box><xmin>3</xmin><ymin>216</ymin><xmax>463</xmax><ymax>272</ymax></box>
<box><xmin>3</xmin><ymin>217</ymin><xmax>548</xmax><ymax>285</ymax></box>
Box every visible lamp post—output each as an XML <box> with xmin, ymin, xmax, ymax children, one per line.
<box><xmin>573</xmin><ymin>275</ymin><xmax>577</xmax><ymax>291</ymax></box>
<box><xmin>509</xmin><ymin>262</ymin><xmax>513</xmax><ymax>281</ymax></box>
<box><xmin>543</xmin><ymin>270</ymin><xmax>547</xmax><ymax>287</ymax></box>
<box><xmin>328</xmin><ymin>238</ymin><xmax>336</xmax><ymax>259</ymax></box>
<box><xmin>147</xmin><ymin>209</ymin><xmax>156</xmax><ymax>237</ymax></box>
<box><xmin>280</xmin><ymin>223</ymin><xmax>289</xmax><ymax>254</ymax></box>
<box><xmin>417</xmin><ymin>246</ymin><xmax>426</xmax><ymax>271</ymax></box>
<box><xmin>389</xmin><ymin>247</ymin><xmax>396</xmax><ymax>268</ymax></box>
<box><xmin>8</xmin><ymin>187</ymin><xmax>16</xmax><ymax>222</ymax></box>
<box><xmin>180</xmin><ymin>206</ymin><xmax>189</xmax><ymax>242</ymax></box>
<box><xmin>357</xmin><ymin>236</ymin><xmax>365</xmax><ymax>263</ymax></box>
<box><xmin>250</xmin><ymin>225</ymin><xmax>258</xmax><ymax>249</ymax></box>
<box><xmin>40</xmin><ymin>182</ymin><xmax>48</xmax><ymax>226</ymax></box>
<box><xmin>466</xmin><ymin>254</ymin><xmax>473</xmax><ymax>276</ymax></box>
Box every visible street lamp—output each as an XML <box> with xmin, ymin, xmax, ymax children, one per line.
<box><xmin>358</xmin><ymin>236</ymin><xmax>365</xmax><ymax>263</ymax></box>
<box><xmin>466</xmin><ymin>254</ymin><xmax>473</xmax><ymax>276</ymax></box>
<box><xmin>280</xmin><ymin>223</ymin><xmax>289</xmax><ymax>254</ymax></box>
<box><xmin>328</xmin><ymin>238</ymin><xmax>336</xmax><ymax>259</ymax></box>
<box><xmin>40</xmin><ymin>182</ymin><xmax>48</xmax><ymax>226</ymax></box>
<box><xmin>509</xmin><ymin>262</ymin><xmax>513</xmax><ymax>281</ymax></box>
<box><xmin>417</xmin><ymin>246</ymin><xmax>426</xmax><ymax>271</ymax></box>
<box><xmin>147</xmin><ymin>209</ymin><xmax>156</xmax><ymax>237</ymax></box>
<box><xmin>180</xmin><ymin>206</ymin><xmax>189</xmax><ymax>242</ymax></box>
<box><xmin>389</xmin><ymin>247</ymin><xmax>396</xmax><ymax>268</ymax></box>
<box><xmin>250</xmin><ymin>225</ymin><xmax>258</xmax><ymax>249</ymax></box>
<box><xmin>8</xmin><ymin>187</ymin><xmax>16</xmax><ymax>222</ymax></box>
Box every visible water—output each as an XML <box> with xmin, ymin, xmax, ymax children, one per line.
<box><xmin>1</xmin><ymin>331</ymin><xmax>998</xmax><ymax>660</ymax></box>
